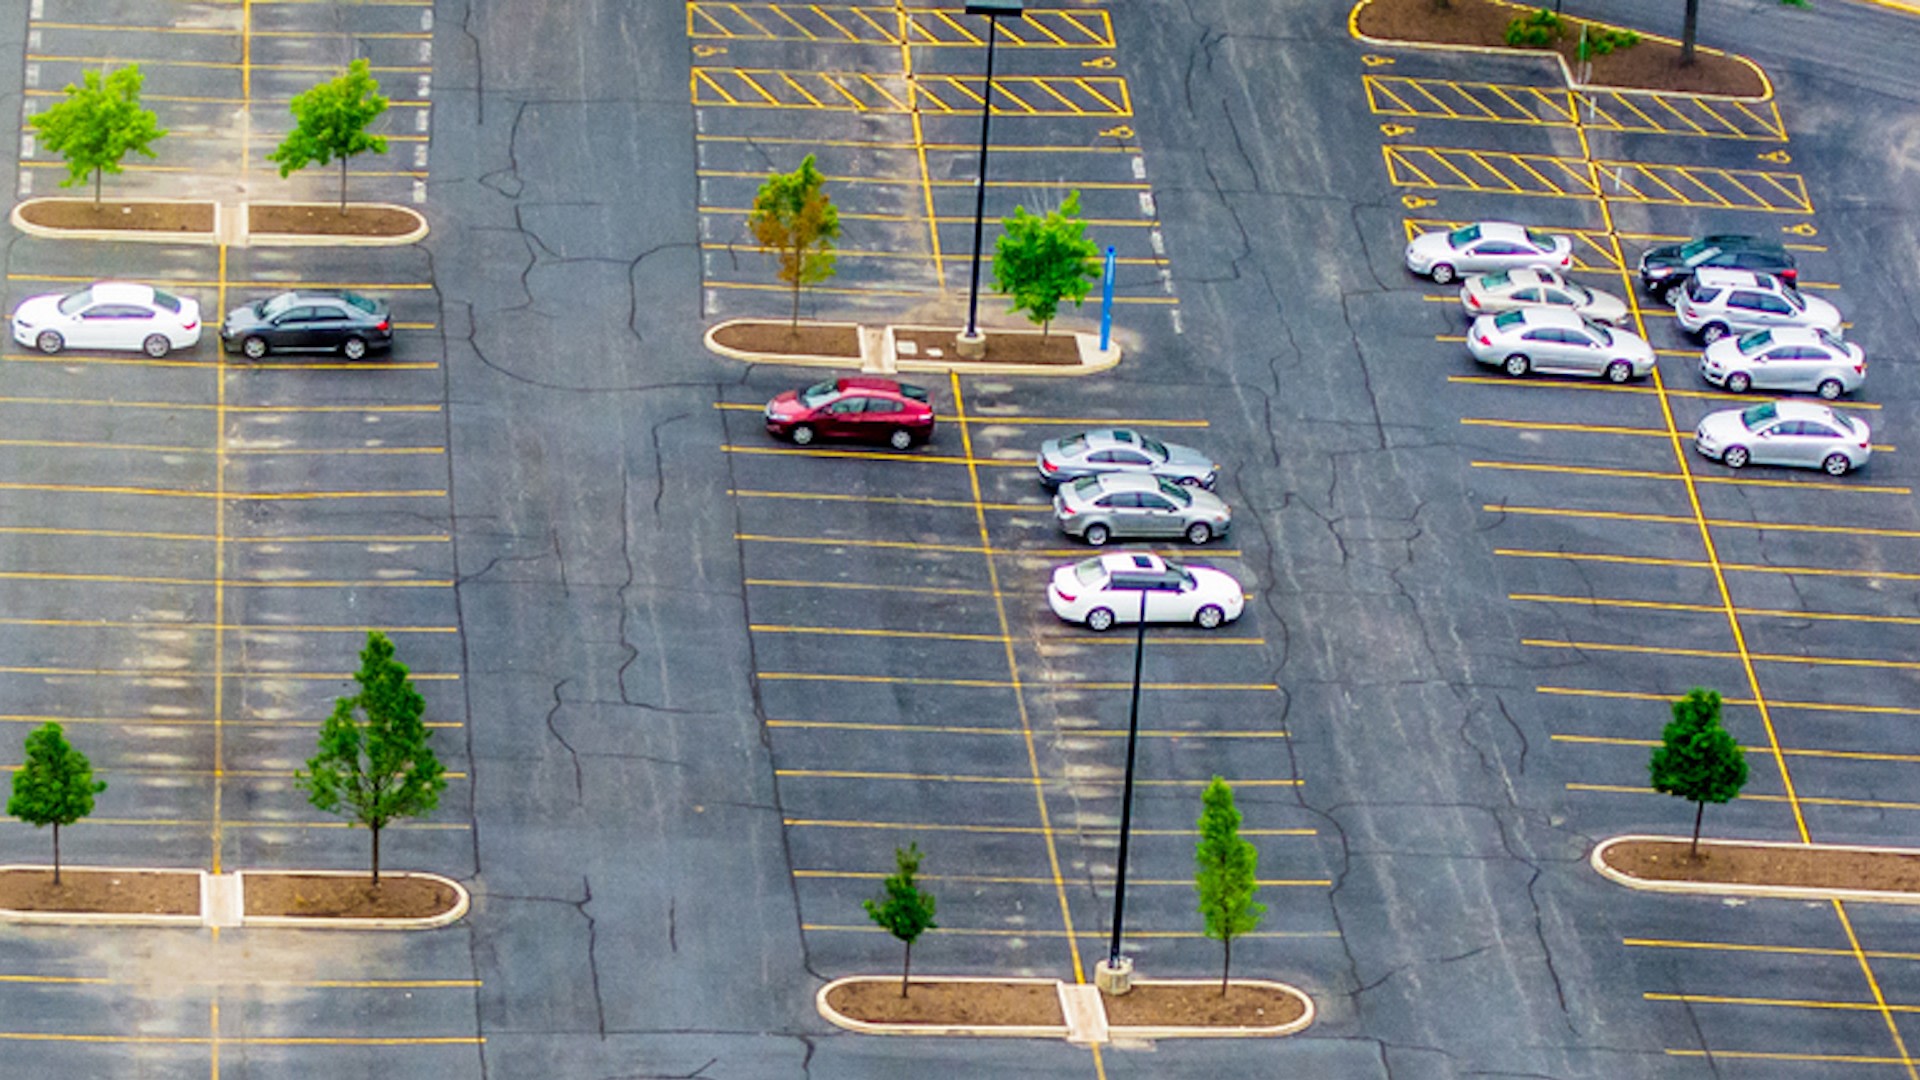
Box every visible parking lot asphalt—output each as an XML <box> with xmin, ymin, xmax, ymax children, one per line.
<box><xmin>5</xmin><ymin>0</ymin><xmax>1920</xmax><ymax>1077</ymax></box>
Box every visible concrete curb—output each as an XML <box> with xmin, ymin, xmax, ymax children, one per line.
<box><xmin>8</xmin><ymin>198</ymin><xmax>427</xmax><ymax>248</ymax></box>
<box><xmin>1347</xmin><ymin>0</ymin><xmax>1774</xmax><ymax>104</ymax></box>
<box><xmin>11</xmin><ymin>197</ymin><xmax>221</xmax><ymax>245</ymax></box>
<box><xmin>705</xmin><ymin>318</ymin><xmax>1124</xmax><ymax>376</ymax></box>
<box><xmin>238</xmin><ymin>869</ymin><xmax>471</xmax><ymax>929</ymax></box>
<box><xmin>816</xmin><ymin>975</ymin><xmax>1070</xmax><ymax>1038</ymax></box>
<box><xmin>815</xmin><ymin>974</ymin><xmax>1317</xmax><ymax>1042</ymax></box>
<box><xmin>1592</xmin><ymin>833</ymin><xmax>1920</xmax><ymax>905</ymax></box>
<box><xmin>0</xmin><ymin>865</ymin><xmax>206</xmax><ymax>927</ymax></box>
<box><xmin>1106</xmin><ymin>978</ymin><xmax>1317</xmax><ymax>1040</ymax></box>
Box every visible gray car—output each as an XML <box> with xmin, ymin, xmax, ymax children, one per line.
<box><xmin>1036</xmin><ymin>429</ymin><xmax>1219</xmax><ymax>489</ymax></box>
<box><xmin>1053</xmin><ymin>473</ymin><xmax>1232</xmax><ymax>546</ymax></box>
<box><xmin>1694</xmin><ymin>400</ymin><xmax>1871</xmax><ymax>475</ymax></box>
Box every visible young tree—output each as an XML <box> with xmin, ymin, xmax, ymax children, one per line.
<box><xmin>1649</xmin><ymin>687</ymin><xmax>1748</xmax><ymax>857</ymax></box>
<box><xmin>8</xmin><ymin>723</ymin><xmax>106</xmax><ymax>885</ymax></box>
<box><xmin>992</xmin><ymin>189</ymin><xmax>1100</xmax><ymax>338</ymax></box>
<box><xmin>28</xmin><ymin>64</ymin><xmax>166</xmax><ymax>205</ymax></box>
<box><xmin>749</xmin><ymin>155</ymin><xmax>840</xmax><ymax>329</ymax></box>
<box><xmin>1681</xmin><ymin>0</ymin><xmax>1805</xmax><ymax>66</ymax></box>
<box><xmin>296</xmin><ymin>631</ymin><xmax>446</xmax><ymax>884</ymax></box>
<box><xmin>863</xmin><ymin>843</ymin><xmax>937</xmax><ymax>998</ymax></box>
<box><xmin>268</xmin><ymin>58</ymin><xmax>390</xmax><ymax>213</ymax></box>
<box><xmin>1194</xmin><ymin>777</ymin><xmax>1264</xmax><ymax>995</ymax></box>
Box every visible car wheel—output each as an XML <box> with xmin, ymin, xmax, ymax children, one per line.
<box><xmin>1663</xmin><ymin>283</ymin><xmax>1686</xmax><ymax>307</ymax></box>
<box><xmin>142</xmin><ymin>334</ymin><xmax>171</xmax><ymax>358</ymax></box>
<box><xmin>1084</xmin><ymin>523</ymin><xmax>1111</xmax><ymax>547</ymax></box>
<box><xmin>243</xmin><ymin>336</ymin><xmax>269</xmax><ymax>360</ymax></box>
<box><xmin>1195</xmin><ymin>605</ymin><xmax>1225</xmax><ymax>630</ymax></box>
<box><xmin>1723</xmin><ymin>445</ymin><xmax>1749</xmax><ymax>469</ymax></box>
<box><xmin>1503</xmin><ymin>354</ymin><xmax>1531</xmax><ymax>378</ymax></box>
<box><xmin>1086</xmin><ymin>607</ymin><xmax>1115</xmax><ymax>632</ymax></box>
<box><xmin>1185</xmin><ymin>521</ymin><xmax>1212</xmax><ymax>545</ymax></box>
<box><xmin>1824</xmin><ymin>452</ymin><xmax>1852</xmax><ymax>476</ymax></box>
<box><xmin>342</xmin><ymin>337</ymin><xmax>368</xmax><ymax>360</ymax></box>
<box><xmin>1702</xmin><ymin>323</ymin><xmax>1729</xmax><ymax>344</ymax></box>
<box><xmin>790</xmin><ymin>424</ymin><xmax>815</xmax><ymax>446</ymax></box>
<box><xmin>1817</xmin><ymin>378</ymin><xmax>1843</xmax><ymax>401</ymax></box>
<box><xmin>35</xmin><ymin>331</ymin><xmax>62</xmax><ymax>354</ymax></box>
<box><xmin>1726</xmin><ymin>372</ymin><xmax>1751</xmax><ymax>393</ymax></box>
<box><xmin>888</xmin><ymin>428</ymin><xmax>913</xmax><ymax>451</ymax></box>
<box><xmin>1429</xmin><ymin>263</ymin><xmax>1456</xmax><ymax>285</ymax></box>
<box><xmin>1605</xmin><ymin>360</ymin><xmax>1632</xmax><ymax>384</ymax></box>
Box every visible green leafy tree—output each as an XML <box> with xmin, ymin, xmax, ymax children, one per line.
<box><xmin>992</xmin><ymin>190</ymin><xmax>1100</xmax><ymax>338</ymax></box>
<box><xmin>28</xmin><ymin>64</ymin><xmax>166</xmax><ymax>205</ymax></box>
<box><xmin>8</xmin><ymin>723</ymin><xmax>106</xmax><ymax>885</ymax></box>
<box><xmin>1649</xmin><ymin>688</ymin><xmax>1748</xmax><ymax>857</ymax></box>
<box><xmin>268</xmin><ymin>58</ymin><xmax>390</xmax><ymax>213</ymax></box>
<box><xmin>749</xmin><ymin>155</ymin><xmax>840</xmax><ymax>329</ymax></box>
<box><xmin>296</xmin><ymin>631</ymin><xmax>446</xmax><ymax>884</ymax></box>
<box><xmin>1681</xmin><ymin>0</ymin><xmax>1804</xmax><ymax>67</ymax></box>
<box><xmin>1194</xmin><ymin>777</ymin><xmax>1265</xmax><ymax>995</ymax></box>
<box><xmin>863</xmin><ymin>843</ymin><xmax>938</xmax><ymax>998</ymax></box>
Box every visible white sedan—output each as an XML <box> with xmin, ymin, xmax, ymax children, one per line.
<box><xmin>1459</xmin><ymin>268</ymin><xmax>1628</xmax><ymax>325</ymax></box>
<box><xmin>10</xmin><ymin>281</ymin><xmax>202</xmax><ymax>357</ymax></box>
<box><xmin>1467</xmin><ymin>307</ymin><xmax>1655</xmax><ymax>382</ymax></box>
<box><xmin>1047</xmin><ymin>551</ymin><xmax>1244</xmax><ymax>631</ymax></box>
<box><xmin>1405</xmin><ymin>221</ymin><xmax>1572</xmax><ymax>284</ymax></box>
<box><xmin>1694</xmin><ymin>400</ymin><xmax>1870</xmax><ymax>476</ymax></box>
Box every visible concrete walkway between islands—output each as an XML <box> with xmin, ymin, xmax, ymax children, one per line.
<box><xmin>0</xmin><ymin>865</ymin><xmax>469</xmax><ymax>930</ymax></box>
<box><xmin>704</xmin><ymin>317</ymin><xmax>1123</xmax><ymax>377</ymax></box>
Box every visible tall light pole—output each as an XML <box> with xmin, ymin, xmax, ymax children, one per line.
<box><xmin>1098</xmin><ymin>585</ymin><xmax>1149</xmax><ymax>995</ymax></box>
<box><xmin>956</xmin><ymin>0</ymin><xmax>1022</xmax><ymax>359</ymax></box>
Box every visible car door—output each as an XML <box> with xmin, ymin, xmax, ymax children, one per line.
<box><xmin>1746</xmin><ymin>292</ymin><xmax>1794</xmax><ymax>329</ymax></box>
<box><xmin>1753</xmin><ymin>420</ymin><xmax>1809</xmax><ymax>467</ymax></box>
<box><xmin>1132</xmin><ymin>490</ymin><xmax>1185</xmax><ymax>537</ymax></box>
<box><xmin>1142</xmin><ymin>572</ymin><xmax>1191</xmax><ymax>623</ymax></box>
<box><xmin>1105</xmin><ymin>572</ymin><xmax>1153</xmax><ymax>624</ymax></box>
<box><xmin>1722</xmin><ymin>290</ymin><xmax>1767</xmax><ymax>330</ymax></box>
<box><xmin>1769</xmin><ymin>346</ymin><xmax>1821</xmax><ymax>391</ymax></box>
<box><xmin>76</xmin><ymin>303</ymin><xmax>144</xmax><ymax>350</ymax></box>
<box><xmin>1562</xmin><ymin>324</ymin><xmax>1608</xmax><ymax>374</ymax></box>
<box><xmin>305</xmin><ymin>304</ymin><xmax>352</xmax><ymax>351</ymax></box>
<box><xmin>820</xmin><ymin>396</ymin><xmax>869</xmax><ymax>440</ymax></box>
<box><xmin>1097</xmin><ymin>492</ymin><xmax>1146</xmax><ymax>537</ymax></box>
<box><xmin>1091</xmin><ymin>447</ymin><xmax>1154</xmax><ymax>477</ymax></box>
<box><xmin>268</xmin><ymin>305</ymin><xmax>318</xmax><ymax>349</ymax></box>
<box><xmin>1470</xmin><ymin>241</ymin><xmax>1525</xmax><ymax>270</ymax></box>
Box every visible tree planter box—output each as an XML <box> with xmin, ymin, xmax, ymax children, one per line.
<box><xmin>1593</xmin><ymin>834</ymin><xmax>1920</xmax><ymax>904</ymax></box>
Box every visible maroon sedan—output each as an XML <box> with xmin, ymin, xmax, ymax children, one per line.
<box><xmin>764</xmin><ymin>377</ymin><xmax>935</xmax><ymax>450</ymax></box>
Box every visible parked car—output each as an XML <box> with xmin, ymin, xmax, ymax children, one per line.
<box><xmin>1639</xmin><ymin>234</ymin><xmax>1797</xmax><ymax>306</ymax></box>
<box><xmin>1046</xmin><ymin>551</ymin><xmax>1245</xmax><ymax>631</ymax></box>
<box><xmin>1674</xmin><ymin>268</ymin><xmax>1840</xmax><ymax>342</ymax></box>
<box><xmin>763</xmin><ymin>376</ymin><xmax>934</xmax><ymax>449</ymax></box>
<box><xmin>1701</xmin><ymin>327</ymin><xmax>1864</xmax><ymax>399</ymax></box>
<box><xmin>1459</xmin><ymin>268</ymin><xmax>1627</xmax><ymax>325</ymax></box>
<box><xmin>221</xmin><ymin>290</ymin><xmax>393</xmax><ymax>359</ymax></box>
<box><xmin>10</xmin><ymin>281</ymin><xmax>200</xmax><ymax>357</ymax></box>
<box><xmin>1054</xmin><ymin>473</ymin><xmax>1231</xmax><ymax>546</ymax></box>
<box><xmin>1466</xmin><ymin>307</ymin><xmax>1655</xmax><ymax>382</ymax></box>
<box><xmin>1694</xmin><ymin>400</ymin><xmax>1870</xmax><ymax>476</ymax></box>
<box><xmin>1036</xmin><ymin>429</ymin><xmax>1218</xmax><ymax>489</ymax></box>
<box><xmin>1404</xmin><ymin>221</ymin><xmax>1572</xmax><ymax>284</ymax></box>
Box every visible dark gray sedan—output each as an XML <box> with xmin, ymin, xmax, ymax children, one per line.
<box><xmin>221</xmin><ymin>290</ymin><xmax>393</xmax><ymax>360</ymax></box>
<box><xmin>1036</xmin><ymin>429</ymin><xmax>1218</xmax><ymax>489</ymax></box>
<box><xmin>1054</xmin><ymin>473</ymin><xmax>1231</xmax><ymax>546</ymax></box>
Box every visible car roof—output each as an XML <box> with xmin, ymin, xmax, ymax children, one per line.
<box><xmin>1502</xmin><ymin>307</ymin><xmax>1586</xmax><ymax>328</ymax></box>
<box><xmin>1739</xmin><ymin>326</ymin><xmax>1825</xmax><ymax>345</ymax></box>
<box><xmin>1692</xmin><ymin>267</ymin><xmax>1777</xmax><ymax>288</ymax></box>
<box><xmin>1094</xmin><ymin>552</ymin><xmax>1168</xmax><ymax>574</ymax></box>
<box><xmin>837</xmin><ymin>376</ymin><xmax>928</xmax><ymax>401</ymax></box>
<box><xmin>1086</xmin><ymin>473</ymin><xmax>1175</xmax><ymax>493</ymax></box>
<box><xmin>1696</xmin><ymin>234</ymin><xmax>1786</xmax><ymax>253</ymax></box>
<box><xmin>1470</xmin><ymin>221</ymin><xmax>1531</xmax><ymax>242</ymax></box>
<box><xmin>1077</xmin><ymin>428</ymin><xmax>1150</xmax><ymax>449</ymax></box>
<box><xmin>1767</xmin><ymin>400</ymin><xmax>1842</xmax><ymax>421</ymax></box>
<box><xmin>87</xmin><ymin>282</ymin><xmax>158</xmax><ymax>304</ymax></box>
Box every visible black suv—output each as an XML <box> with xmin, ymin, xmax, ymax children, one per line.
<box><xmin>1638</xmin><ymin>235</ymin><xmax>1797</xmax><ymax>305</ymax></box>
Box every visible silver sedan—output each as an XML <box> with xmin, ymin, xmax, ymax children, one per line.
<box><xmin>1467</xmin><ymin>307</ymin><xmax>1655</xmax><ymax>382</ymax></box>
<box><xmin>1036</xmin><ymin>429</ymin><xmax>1218</xmax><ymax>489</ymax></box>
<box><xmin>1404</xmin><ymin>221</ymin><xmax>1572</xmax><ymax>284</ymax></box>
<box><xmin>1053</xmin><ymin>473</ymin><xmax>1232</xmax><ymax>546</ymax></box>
<box><xmin>1700</xmin><ymin>327</ymin><xmax>1865</xmax><ymax>399</ymax></box>
<box><xmin>1460</xmin><ymin>268</ymin><xmax>1628</xmax><ymax>325</ymax></box>
<box><xmin>1694</xmin><ymin>400</ymin><xmax>1870</xmax><ymax>475</ymax></box>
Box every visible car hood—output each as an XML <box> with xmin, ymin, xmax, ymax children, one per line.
<box><xmin>1605</xmin><ymin>328</ymin><xmax>1655</xmax><ymax>359</ymax></box>
<box><xmin>766</xmin><ymin>390</ymin><xmax>806</xmax><ymax>417</ymax></box>
<box><xmin>1160</xmin><ymin>442</ymin><xmax>1215</xmax><ymax>474</ymax></box>
<box><xmin>1799</xmin><ymin>295</ymin><xmax>1843</xmax><ymax>332</ymax></box>
<box><xmin>223</xmin><ymin>304</ymin><xmax>270</xmax><ymax>331</ymax></box>
<box><xmin>1695</xmin><ymin>410</ymin><xmax>1755</xmax><ymax>444</ymax></box>
<box><xmin>11</xmin><ymin>294</ymin><xmax>65</xmax><ymax>324</ymax></box>
<box><xmin>1405</xmin><ymin>232</ymin><xmax>1451</xmax><ymax>260</ymax></box>
<box><xmin>1584</xmin><ymin>291</ymin><xmax>1629</xmax><ymax>324</ymax></box>
<box><xmin>1184</xmin><ymin>564</ymin><xmax>1243</xmax><ymax>596</ymax></box>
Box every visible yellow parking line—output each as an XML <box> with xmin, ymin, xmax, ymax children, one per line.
<box><xmin>1540</xmin><ymin>685</ymin><xmax>1920</xmax><ymax>718</ymax></box>
<box><xmin>0</xmin><ymin>525</ymin><xmax>446</xmax><ymax>544</ymax></box>
<box><xmin>1486</xmin><ymin>503</ymin><xmax>1920</xmax><ymax>538</ymax></box>
<box><xmin>1569</xmin><ymin>782</ymin><xmax>1920</xmax><ymax>813</ymax></box>
<box><xmin>1667</xmin><ymin>1050</ymin><xmax>1914</xmax><ymax>1065</ymax></box>
<box><xmin>739</xmin><ymin>532</ymin><xmax>987</xmax><ymax>555</ymax></box>
<box><xmin>730</xmin><ymin>489</ymin><xmax>1037</xmax><ymax>512</ymax></box>
<box><xmin>6</xmin><ymin>273</ymin><xmax>433</xmax><ymax>290</ymax></box>
<box><xmin>1526</xmin><ymin>637</ymin><xmax>1920</xmax><ymax>673</ymax></box>
<box><xmin>712</xmin><ymin>401</ymin><xmax>1210</xmax><ymax>426</ymax></box>
<box><xmin>1648</xmin><ymin>992</ymin><xmax>1920</xmax><ymax>1013</ymax></box>
<box><xmin>1446</xmin><ymin>374</ymin><xmax>1880</xmax><ymax>408</ymax></box>
<box><xmin>752</xmin><ymin>624</ymin><xmax>1008</xmax><ymax>643</ymax></box>
<box><xmin>723</xmin><ymin>443</ymin><xmax>1030</xmax><ymax>466</ymax></box>
<box><xmin>759</xmin><ymin>672</ymin><xmax>1278</xmax><ymax>691</ymax></box>
<box><xmin>0</xmin><ymin>481</ymin><xmax>444</xmax><ymax>501</ymax></box>
<box><xmin>0</xmin><ymin>570</ymin><xmax>450</xmax><ymax>589</ymax></box>
<box><xmin>0</xmin><ymin>394</ymin><xmax>437</xmax><ymax>414</ymax></box>
<box><xmin>785</xmin><ymin>817</ymin><xmax>1313</xmax><ymax>837</ymax></box>
<box><xmin>795</xmin><ymin>869</ymin><xmax>1326</xmax><ymax>887</ymax></box>
<box><xmin>1626</xmin><ymin>937</ymin><xmax>1920</xmax><ymax>963</ymax></box>
<box><xmin>25</xmin><ymin>53</ymin><xmax>429</xmax><ymax>75</ymax></box>
<box><xmin>1554</xmin><ymin>732</ymin><xmax>1920</xmax><ymax>766</ymax></box>
<box><xmin>0</xmin><ymin>617</ymin><xmax>454</xmax><ymax>633</ymax></box>
<box><xmin>769</xmin><ymin>719</ymin><xmax>1290</xmax><ymax>739</ymax></box>
<box><xmin>802</xmin><ymin>923</ymin><xmax>1324</xmax><ymax>939</ymax></box>
<box><xmin>746</xmin><ymin>577</ymin><xmax>991</xmax><ymax>597</ymax></box>
<box><xmin>0</xmin><ymin>666</ymin><xmax>456</xmax><ymax>681</ymax></box>
<box><xmin>1472</xmin><ymin>459</ymin><xmax>1908</xmax><ymax>495</ymax></box>
<box><xmin>1514</xmin><ymin>593</ymin><xmax>1920</xmax><ymax>627</ymax></box>
<box><xmin>776</xmin><ymin>768</ymin><xmax>1298</xmax><ymax>787</ymax></box>
<box><xmin>1499</xmin><ymin>547</ymin><xmax>1920</xmax><ymax>583</ymax></box>
<box><xmin>1462</xmin><ymin>416</ymin><xmax>1893</xmax><ymax>451</ymax></box>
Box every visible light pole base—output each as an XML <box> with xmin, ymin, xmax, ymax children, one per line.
<box><xmin>954</xmin><ymin>329</ymin><xmax>988</xmax><ymax>360</ymax></box>
<box><xmin>1095</xmin><ymin>956</ymin><xmax>1134</xmax><ymax>996</ymax></box>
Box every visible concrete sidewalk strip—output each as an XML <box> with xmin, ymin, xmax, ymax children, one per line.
<box><xmin>204</xmin><ymin>873</ymin><xmax>244</xmax><ymax>928</ymax></box>
<box><xmin>1058</xmin><ymin>982</ymin><xmax>1110</xmax><ymax>1045</ymax></box>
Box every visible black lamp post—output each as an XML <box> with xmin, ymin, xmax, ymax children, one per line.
<box><xmin>958</xmin><ymin>0</ymin><xmax>1022</xmax><ymax>353</ymax></box>
<box><xmin>1101</xmin><ymin>585</ymin><xmax>1149</xmax><ymax>991</ymax></box>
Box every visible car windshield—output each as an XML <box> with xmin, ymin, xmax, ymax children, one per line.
<box><xmin>1682</xmin><ymin>244</ymin><xmax>1724</xmax><ymax>267</ymax></box>
<box><xmin>799</xmin><ymin>380</ymin><xmax>839</xmax><ymax>407</ymax></box>
<box><xmin>56</xmin><ymin>289</ymin><xmax>94</xmax><ymax>316</ymax></box>
<box><xmin>1740</xmin><ymin>402</ymin><xmax>1779</xmax><ymax>430</ymax></box>
<box><xmin>1156</xmin><ymin>480</ymin><xmax>1192</xmax><ymax>506</ymax></box>
<box><xmin>1447</xmin><ymin>224</ymin><xmax>1482</xmax><ymax>247</ymax></box>
<box><xmin>1478</xmin><ymin>270</ymin><xmax>1511</xmax><ymax>288</ymax></box>
<box><xmin>149</xmin><ymin>290</ymin><xmax>182</xmax><ymax>313</ymax></box>
<box><xmin>1817</xmin><ymin>329</ymin><xmax>1846</xmax><ymax>350</ymax></box>
<box><xmin>260</xmin><ymin>292</ymin><xmax>302</xmax><ymax>319</ymax></box>
<box><xmin>1736</xmin><ymin>329</ymin><xmax>1774</xmax><ymax>355</ymax></box>
<box><xmin>1834</xmin><ymin>413</ymin><xmax>1861</xmax><ymax>436</ymax></box>
<box><xmin>338</xmin><ymin>291</ymin><xmax>378</xmax><ymax>314</ymax></box>
<box><xmin>1492</xmin><ymin>310</ymin><xmax>1527</xmax><ymax>330</ymax></box>
<box><xmin>1072</xmin><ymin>558</ymin><xmax>1108</xmax><ymax>588</ymax></box>
<box><xmin>1524</xmin><ymin>229</ymin><xmax>1556</xmax><ymax>248</ymax></box>
<box><xmin>1587</xmin><ymin>323</ymin><xmax>1614</xmax><ymax>345</ymax></box>
<box><xmin>1781</xmin><ymin>287</ymin><xmax>1806</xmax><ymax>313</ymax></box>
<box><xmin>1140</xmin><ymin>435</ymin><xmax>1169</xmax><ymax>461</ymax></box>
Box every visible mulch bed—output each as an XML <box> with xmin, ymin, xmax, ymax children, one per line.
<box><xmin>827</xmin><ymin>980</ymin><xmax>1065</xmax><ymax>1027</ymax></box>
<box><xmin>249</xmin><ymin>203</ymin><xmax>419</xmax><ymax>238</ymax></box>
<box><xmin>244</xmin><ymin>873</ymin><xmax>459</xmax><ymax>919</ymax></box>
<box><xmin>894</xmin><ymin>326</ymin><xmax>1081</xmax><ymax>366</ymax></box>
<box><xmin>1606</xmin><ymin>839</ymin><xmax>1920</xmax><ymax>892</ymax></box>
<box><xmin>0</xmin><ymin>867</ymin><xmax>200</xmax><ymax>915</ymax></box>
<box><xmin>18</xmin><ymin>199</ymin><xmax>213</xmax><ymax>233</ymax></box>
<box><xmin>712</xmin><ymin>320</ymin><xmax>862</xmax><ymax>359</ymax></box>
<box><xmin>1104</xmin><ymin>982</ymin><xmax>1308</xmax><ymax>1029</ymax></box>
<box><xmin>1355</xmin><ymin>0</ymin><xmax>1765</xmax><ymax>97</ymax></box>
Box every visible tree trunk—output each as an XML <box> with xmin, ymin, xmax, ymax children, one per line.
<box><xmin>371</xmin><ymin>823</ymin><xmax>382</xmax><ymax>886</ymax></box>
<box><xmin>1220</xmin><ymin>934</ymin><xmax>1231</xmax><ymax>996</ymax></box>
<box><xmin>52</xmin><ymin>822</ymin><xmax>62</xmax><ymax>886</ymax></box>
<box><xmin>1690</xmin><ymin>799</ymin><xmax>1705</xmax><ymax>858</ymax></box>
<box><xmin>1680</xmin><ymin>0</ymin><xmax>1700</xmax><ymax>66</ymax></box>
<box><xmin>900</xmin><ymin>940</ymin><xmax>913</xmax><ymax>998</ymax></box>
<box><xmin>1041</xmin><ymin>317</ymin><xmax>1051</xmax><ymax>339</ymax></box>
<box><xmin>340</xmin><ymin>154</ymin><xmax>350</xmax><ymax>215</ymax></box>
<box><xmin>790</xmin><ymin>253</ymin><xmax>803</xmax><ymax>331</ymax></box>
<box><xmin>93</xmin><ymin>167</ymin><xmax>102</xmax><ymax>207</ymax></box>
